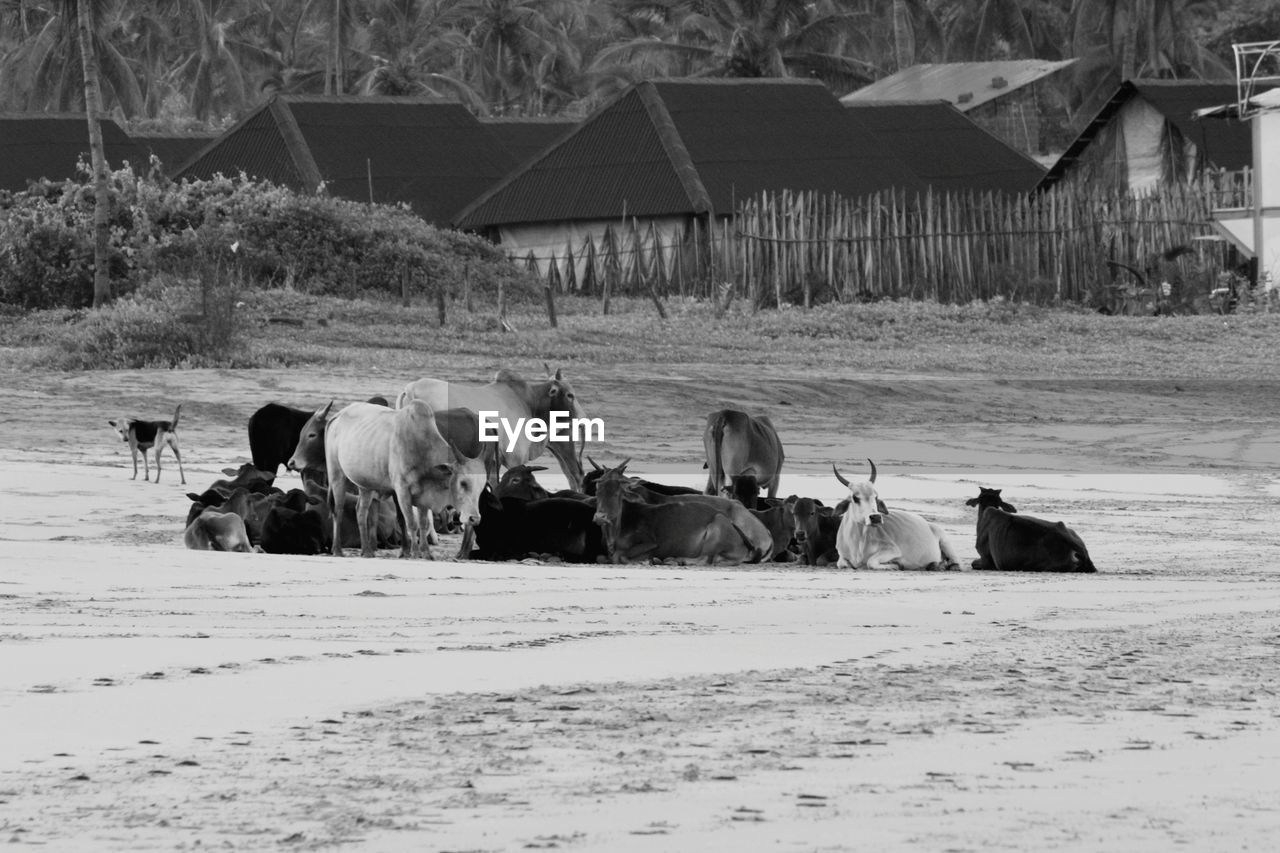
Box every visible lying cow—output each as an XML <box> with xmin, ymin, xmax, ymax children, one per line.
<box><xmin>703</xmin><ymin>409</ymin><xmax>784</xmax><ymax>499</ymax></box>
<box><xmin>472</xmin><ymin>487</ymin><xmax>606</xmax><ymax>563</ymax></box>
<box><xmin>497</xmin><ymin>465</ymin><xmax>551</xmax><ymax>502</ymax></box>
<box><xmin>184</xmin><ymin>510</ymin><xmax>252</xmax><ymax>553</ymax></box>
<box><xmin>832</xmin><ymin>460</ymin><xmax>960</xmax><ymax>571</ymax></box>
<box><xmin>788</xmin><ymin>496</ymin><xmax>842</xmax><ymax>566</ymax></box>
<box><xmin>749</xmin><ymin>501</ymin><xmax>797</xmax><ymax>562</ymax></box>
<box><xmin>965</xmin><ymin>487</ymin><xmax>1097</xmax><ymax>573</ymax></box>
<box><xmin>260</xmin><ymin>489</ymin><xmax>326</xmax><ymax>555</ymax></box>
<box><xmin>592</xmin><ymin>461</ymin><xmax>767</xmax><ymax>565</ymax></box>
<box><xmin>582</xmin><ymin>457</ymin><xmax>700</xmax><ymax>497</ymax></box>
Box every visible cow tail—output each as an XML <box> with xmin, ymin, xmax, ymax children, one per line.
<box><xmin>172</xmin><ymin>404</ymin><xmax>182</xmax><ymax>430</ymax></box>
<box><xmin>731</xmin><ymin>520</ymin><xmax>768</xmax><ymax>563</ymax></box>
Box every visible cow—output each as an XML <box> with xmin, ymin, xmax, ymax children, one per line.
<box><xmin>832</xmin><ymin>460</ymin><xmax>960</xmax><ymax>571</ymax></box>
<box><xmin>203</xmin><ymin>463</ymin><xmax>278</xmax><ymax>495</ymax></box>
<box><xmin>497</xmin><ymin>465</ymin><xmax>551</xmax><ymax>502</ymax></box>
<box><xmin>300</xmin><ymin>473</ymin><xmax>401</xmax><ymax>551</ymax></box>
<box><xmin>749</xmin><ymin>502</ymin><xmax>797</xmax><ymax>562</ymax></box>
<box><xmin>471</xmin><ymin>487</ymin><xmax>606</xmax><ymax>563</ymax></box>
<box><xmin>591</xmin><ymin>461</ymin><xmax>768</xmax><ymax>565</ymax></box>
<box><xmin>186</xmin><ymin>485</ymin><xmax>289</xmax><ymax>545</ymax></box>
<box><xmin>289</xmin><ymin>401</ymin><xmax>485</xmax><ymax>558</ymax></box>
<box><xmin>725</xmin><ymin>472</ymin><xmax>761</xmax><ymax>508</ymax></box>
<box><xmin>966</xmin><ymin>487</ymin><xmax>1097</xmax><ymax>573</ymax></box>
<box><xmin>184</xmin><ymin>510</ymin><xmax>252</xmax><ymax>553</ymax></box>
<box><xmin>248</xmin><ymin>404</ymin><xmax>313</xmax><ymax>475</ymax></box>
<box><xmin>260</xmin><ymin>489</ymin><xmax>326</xmax><ymax>555</ymax></box>
<box><xmin>249</xmin><ymin>398</ymin><xmax>390</xmax><ymax>477</ymax></box>
<box><xmin>788</xmin><ymin>496</ymin><xmax>842</xmax><ymax>566</ymax></box>
<box><xmin>397</xmin><ymin>367</ymin><xmax>586</xmax><ymax>491</ymax></box>
<box><xmin>582</xmin><ymin>457</ymin><xmax>700</xmax><ymax>498</ymax></box>
<box><xmin>703</xmin><ymin>409</ymin><xmax>784</xmax><ymax>499</ymax></box>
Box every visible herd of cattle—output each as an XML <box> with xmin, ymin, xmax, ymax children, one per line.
<box><xmin>178</xmin><ymin>368</ymin><xmax>1097</xmax><ymax>573</ymax></box>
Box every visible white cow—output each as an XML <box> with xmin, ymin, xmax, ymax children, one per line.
<box><xmin>833</xmin><ymin>459</ymin><xmax>960</xmax><ymax>571</ymax></box>
<box><xmin>292</xmin><ymin>401</ymin><xmax>485</xmax><ymax>558</ymax></box>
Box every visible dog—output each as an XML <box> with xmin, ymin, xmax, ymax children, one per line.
<box><xmin>108</xmin><ymin>404</ymin><xmax>187</xmax><ymax>484</ymax></box>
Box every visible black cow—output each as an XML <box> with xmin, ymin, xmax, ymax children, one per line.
<box><xmin>965</xmin><ymin>487</ymin><xmax>1097</xmax><ymax>573</ymax></box>
<box><xmin>471</xmin><ymin>488</ymin><xmax>606</xmax><ymax>563</ymax></box>
<box><xmin>248</xmin><ymin>404</ymin><xmax>313</xmax><ymax>475</ymax></box>
<box><xmin>497</xmin><ymin>465</ymin><xmax>551</xmax><ymax>502</ymax></box>
<box><xmin>788</xmin><ymin>496</ymin><xmax>842</xmax><ymax>566</ymax></box>
<box><xmin>260</xmin><ymin>489</ymin><xmax>326</xmax><ymax>555</ymax></box>
<box><xmin>749</xmin><ymin>501</ymin><xmax>796</xmax><ymax>562</ymax></box>
<box><xmin>582</xmin><ymin>457</ymin><xmax>700</xmax><ymax>498</ymax></box>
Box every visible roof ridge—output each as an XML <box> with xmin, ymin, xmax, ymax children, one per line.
<box><xmin>635</xmin><ymin>81</ymin><xmax>713</xmax><ymax>215</ymax></box>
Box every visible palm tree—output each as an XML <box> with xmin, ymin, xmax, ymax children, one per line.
<box><xmin>593</xmin><ymin>0</ymin><xmax>880</xmax><ymax>94</ymax></box>
<box><xmin>455</xmin><ymin>0</ymin><xmax>579</xmax><ymax>114</ymax></box>
<box><xmin>354</xmin><ymin>0</ymin><xmax>482</xmax><ymax>105</ymax></box>
<box><xmin>1068</xmin><ymin>0</ymin><xmax>1230</xmax><ymax>114</ymax></box>
<box><xmin>0</xmin><ymin>0</ymin><xmax>143</xmax><ymax>114</ymax></box>
<box><xmin>72</xmin><ymin>0</ymin><xmax>112</xmax><ymax>308</ymax></box>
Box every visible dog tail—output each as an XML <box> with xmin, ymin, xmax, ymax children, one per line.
<box><xmin>171</xmin><ymin>404</ymin><xmax>182</xmax><ymax>429</ymax></box>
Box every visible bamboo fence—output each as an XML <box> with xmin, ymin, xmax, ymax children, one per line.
<box><xmin>513</xmin><ymin>171</ymin><xmax>1251</xmax><ymax>309</ymax></box>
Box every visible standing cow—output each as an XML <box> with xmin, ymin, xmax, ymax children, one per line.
<box><xmin>287</xmin><ymin>401</ymin><xmax>485</xmax><ymax>558</ymax></box>
<box><xmin>703</xmin><ymin>409</ymin><xmax>784</xmax><ymax>500</ymax></box>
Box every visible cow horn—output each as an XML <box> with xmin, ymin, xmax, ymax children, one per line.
<box><xmin>587</xmin><ymin>455</ymin><xmax>602</xmax><ymax>471</ymax></box>
<box><xmin>555</xmin><ymin>368</ymin><xmax>563</xmax><ymax>380</ymax></box>
<box><xmin>617</xmin><ymin>458</ymin><xmax>630</xmax><ymax>475</ymax></box>
<box><xmin>867</xmin><ymin>458</ymin><xmax>877</xmax><ymax>483</ymax></box>
<box><xmin>543</xmin><ymin>361</ymin><xmax>552</xmax><ymax>375</ymax></box>
<box><xmin>831</xmin><ymin>463</ymin><xmax>850</xmax><ymax>487</ymax></box>
<box><xmin>319</xmin><ymin>400</ymin><xmax>334</xmax><ymax>420</ymax></box>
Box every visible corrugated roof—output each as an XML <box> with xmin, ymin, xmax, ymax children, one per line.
<box><xmin>1039</xmin><ymin>80</ymin><xmax>1269</xmax><ymax>188</ymax></box>
<box><xmin>841</xmin><ymin>60</ymin><xmax>1076</xmax><ymax>112</ymax></box>
<box><xmin>480</xmin><ymin>116</ymin><xmax>578</xmax><ymax>167</ymax></box>
<box><xmin>845</xmin><ymin>101</ymin><xmax>1045</xmax><ymax>194</ymax></box>
<box><xmin>0</xmin><ymin>113</ymin><xmax>146</xmax><ymax>191</ymax></box>
<box><xmin>177</xmin><ymin>96</ymin><xmax>517</xmax><ymax>226</ymax></box>
<box><xmin>129</xmin><ymin>131</ymin><xmax>220</xmax><ymax>176</ymax></box>
<box><xmin>455</xmin><ymin>79</ymin><xmax>926</xmax><ymax>230</ymax></box>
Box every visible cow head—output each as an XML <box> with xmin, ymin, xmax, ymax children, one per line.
<box><xmin>789</xmin><ymin>496</ymin><xmax>822</xmax><ymax>543</ymax></box>
<box><xmin>286</xmin><ymin>401</ymin><xmax>334</xmax><ymax>474</ymax></box>
<box><xmin>498</xmin><ymin>465</ymin><xmax>550</xmax><ymax>502</ymax></box>
<box><xmin>444</xmin><ymin>444</ymin><xmax>488</xmax><ymax>527</ymax></box>
<box><xmin>590</xmin><ymin>459</ymin><xmax>631</xmax><ymax>528</ymax></box>
<box><xmin>965</xmin><ymin>487</ymin><xmax>1017</xmax><ymax>514</ymax></box>
<box><xmin>832</xmin><ymin>459</ymin><xmax>890</xmax><ymax>526</ymax></box>
<box><xmin>728</xmin><ymin>472</ymin><xmax>760</xmax><ymax>509</ymax></box>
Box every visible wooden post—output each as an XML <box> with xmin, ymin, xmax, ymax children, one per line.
<box><xmin>400</xmin><ymin>262</ymin><xmax>409</xmax><ymax>308</ymax></box>
<box><xmin>544</xmin><ymin>283</ymin><xmax>558</xmax><ymax>328</ymax></box>
<box><xmin>647</xmin><ymin>282</ymin><xmax>667</xmax><ymax>320</ymax></box>
<box><xmin>463</xmin><ymin>261</ymin><xmax>473</xmax><ymax>312</ymax></box>
<box><xmin>436</xmin><ymin>285</ymin><xmax>446</xmax><ymax>326</ymax></box>
<box><xmin>497</xmin><ymin>280</ymin><xmax>510</xmax><ymax>332</ymax></box>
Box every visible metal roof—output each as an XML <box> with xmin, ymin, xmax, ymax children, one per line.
<box><xmin>846</xmin><ymin>101</ymin><xmax>1045</xmax><ymax>194</ymax></box>
<box><xmin>129</xmin><ymin>131</ymin><xmax>219</xmax><ymax>176</ymax></box>
<box><xmin>479</xmin><ymin>116</ymin><xmax>579</xmax><ymax>169</ymax></box>
<box><xmin>0</xmin><ymin>113</ymin><xmax>145</xmax><ymax>191</ymax></box>
<box><xmin>177</xmin><ymin>96</ymin><xmax>517</xmax><ymax>226</ymax></box>
<box><xmin>841</xmin><ymin>60</ymin><xmax>1076</xmax><ymax>112</ymax></box>
<box><xmin>455</xmin><ymin>79</ymin><xmax>927</xmax><ymax>230</ymax></box>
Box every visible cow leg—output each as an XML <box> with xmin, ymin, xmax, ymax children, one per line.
<box><xmin>425</xmin><ymin>509</ymin><xmax>439</xmax><ymax>546</ymax></box>
<box><xmin>931</xmin><ymin>524</ymin><xmax>962</xmax><ymax>570</ymax></box>
<box><xmin>329</xmin><ymin>478</ymin><xmax>347</xmax><ymax>556</ymax></box>
<box><xmin>355</xmin><ymin>490</ymin><xmax>377</xmax><ymax>557</ymax></box>
<box><xmin>394</xmin><ymin>486</ymin><xmax>418</xmax><ymax>559</ymax></box>
<box><xmin>141</xmin><ymin>446</ymin><xmax>150</xmax><ymax>482</ymax></box>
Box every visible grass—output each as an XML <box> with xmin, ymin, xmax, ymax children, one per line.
<box><xmin>3</xmin><ymin>290</ymin><xmax>1279</xmax><ymax>379</ymax></box>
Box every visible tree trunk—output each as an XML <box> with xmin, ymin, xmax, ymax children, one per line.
<box><xmin>75</xmin><ymin>0</ymin><xmax>112</xmax><ymax>309</ymax></box>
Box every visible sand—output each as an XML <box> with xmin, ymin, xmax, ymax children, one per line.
<box><xmin>1</xmin><ymin>363</ymin><xmax>1278</xmax><ymax>851</ymax></box>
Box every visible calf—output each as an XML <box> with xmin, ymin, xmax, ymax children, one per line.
<box><xmin>966</xmin><ymin>487</ymin><xmax>1097</xmax><ymax>573</ymax></box>
<box><xmin>832</xmin><ymin>460</ymin><xmax>960</xmax><ymax>571</ymax></box>
<box><xmin>788</xmin><ymin>496</ymin><xmax>842</xmax><ymax>566</ymax></box>
<box><xmin>184</xmin><ymin>510</ymin><xmax>252</xmax><ymax>552</ymax></box>
<box><xmin>208</xmin><ymin>462</ymin><xmax>277</xmax><ymax>494</ymax></box>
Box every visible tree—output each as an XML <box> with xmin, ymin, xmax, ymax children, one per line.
<box><xmin>593</xmin><ymin>0</ymin><xmax>880</xmax><ymax>93</ymax></box>
<box><xmin>73</xmin><ymin>0</ymin><xmax>112</xmax><ymax>308</ymax></box>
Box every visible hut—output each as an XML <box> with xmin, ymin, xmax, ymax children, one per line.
<box><xmin>0</xmin><ymin>113</ymin><xmax>145</xmax><ymax>192</ymax></box>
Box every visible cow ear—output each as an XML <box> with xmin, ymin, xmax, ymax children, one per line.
<box><xmin>432</xmin><ymin>463</ymin><xmax>454</xmax><ymax>478</ymax></box>
<box><xmin>1003</xmin><ymin>501</ymin><xmax>1018</xmax><ymax>512</ymax></box>
<box><xmin>221</xmin><ymin>467</ymin><xmax>239</xmax><ymax>476</ymax></box>
<box><xmin>964</xmin><ymin>497</ymin><xmax>979</xmax><ymax>507</ymax></box>
<box><xmin>554</xmin><ymin>368</ymin><xmax>563</xmax><ymax>380</ymax></box>
<box><xmin>876</xmin><ymin>499</ymin><xmax>889</xmax><ymax>515</ymax></box>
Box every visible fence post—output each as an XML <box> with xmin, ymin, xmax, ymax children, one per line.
<box><xmin>436</xmin><ymin>285</ymin><xmax>446</xmax><ymax>326</ymax></box>
<box><xmin>544</xmin><ymin>283</ymin><xmax>558</xmax><ymax>328</ymax></box>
